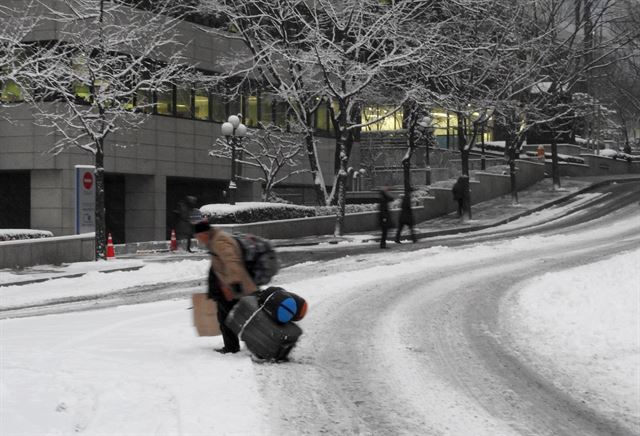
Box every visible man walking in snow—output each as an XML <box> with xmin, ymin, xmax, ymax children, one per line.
<box><xmin>194</xmin><ymin>221</ymin><xmax>257</xmax><ymax>354</ymax></box>
<box><xmin>395</xmin><ymin>191</ymin><xmax>416</xmax><ymax>243</ymax></box>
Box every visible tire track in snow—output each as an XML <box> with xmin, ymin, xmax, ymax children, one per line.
<box><xmin>254</xmin><ymin>205</ymin><xmax>640</xmax><ymax>435</ymax></box>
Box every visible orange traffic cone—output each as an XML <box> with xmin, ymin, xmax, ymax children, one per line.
<box><xmin>106</xmin><ymin>233</ymin><xmax>115</xmax><ymax>259</ymax></box>
<box><xmin>170</xmin><ymin>229</ymin><xmax>178</xmax><ymax>251</ymax></box>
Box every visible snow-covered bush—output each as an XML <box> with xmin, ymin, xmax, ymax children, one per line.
<box><xmin>599</xmin><ymin>149</ymin><xmax>637</xmax><ymax>162</ymax></box>
<box><xmin>524</xmin><ymin>151</ymin><xmax>586</xmax><ymax>164</ymax></box>
<box><xmin>200</xmin><ymin>202</ymin><xmax>316</xmax><ymax>224</ymax></box>
<box><xmin>0</xmin><ymin>229</ymin><xmax>53</xmax><ymax>242</ymax></box>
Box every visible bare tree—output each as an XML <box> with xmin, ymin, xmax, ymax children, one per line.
<box><xmin>298</xmin><ymin>0</ymin><xmax>445</xmax><ymax>235</ymax></box>
<box><xmin>195</xmin><ymin>0</ymin><xmax>331</xmax><ymax>206</ymax></box>
<box><xmin>31</xmin><ymin>0</ymin><xmax>191</xmax><ymax>259</ymax></box>
<box><xmin>0</xmin><ymin>1</ymin><xmax>58</xmax><ymax>112</ymax></box>
<box><xmin>210</xmin><ymin>122</ymin><xmax>308</xmax><ymax>201</ymax></box>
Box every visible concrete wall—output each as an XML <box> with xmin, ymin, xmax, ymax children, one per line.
<box><xmin>580</xmin><ymin>154</ymin><xmax>640</xmax><ymax>175</ymax></box>
<box><xmin>522</xmin><ymin>143</ymin><xmax>587</xmax><ymax>156</ymax></box>
<box><xmin>214</xmin><ymin>161</ymin><xmax>545</xmax><ymax>239</ymax></box>
<box><xmin>546</xmin><ymin>162</ymin><xmax>592</xmax><ymax>177</ymax></box>
<box><xmin>0</xmin><ymin>233</ymin><xmax>94</xmax><ymax>269</ymax></box>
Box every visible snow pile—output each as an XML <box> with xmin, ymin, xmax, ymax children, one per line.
<box><xmin>501</xmin><ymin>248</ymin><xmax>640</xmax><ymax>423</ymax></box>
<box><xmin>0</xmin><ymin>229</ymin><xmax>53</xmax><ymax>242</ymax></box>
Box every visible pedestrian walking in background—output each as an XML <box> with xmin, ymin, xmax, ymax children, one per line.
<box><xmin>395</xmin><ymin>191</ymin><xmax>416</xmax><ymax>243</ymax></box>
<box><xmin>378</xmin><ymin>187</ymin><xmax>393</xmax><ymax>249</ymax></box>
<box><xmin>194</xmin><ymin>221</ymin><xmax>257</xmax><ymax>354</ymax></box>
<box><xmin>173</xmin><ymin>199</ymin><xmax>192</xmax><ymax>251</ymax></box>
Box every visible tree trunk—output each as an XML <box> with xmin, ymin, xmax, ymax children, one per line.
<box><xmin>334</xmin><ymin>128</ymin><xmax>352</xmax><ymax>236</ymax></box>
<box><xmin>304</xmin><ymin>131</ymin><xmax>328</xmax><ymax>205</ymax></box>
<box><xmin>94</xmin><ymin>143</ymin><xmax>106</xmax><ymax>260</ymax></box>
<box><xmin>551</xmin><ymin>134</ymin><xmax>561</xmax><ymax>189</ymax></box>
<box><xmin>508</xmin><ymin>145</ymin><xmax>518</xmax><ymax>204</ymax></box>
<box><xmin>457</xmin><ymin>114</ymin><xmax>472</xmax><ymax>218</ymax></box>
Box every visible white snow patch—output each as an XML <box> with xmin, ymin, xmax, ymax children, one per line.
<box><xmin>501</xmin><ymin>248</ymin><xmax>640</xmax><ymax>423</ymax></box>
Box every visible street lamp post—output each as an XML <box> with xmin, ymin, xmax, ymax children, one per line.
<box><xmin>418</xmin><ymin>115</ymin><xmax>435</xmax><ymax>185</ymax></box>
<box><xmin>220</xmin><ymin>114</ymin><xmax>247</xmax><ymax>205</ymax></box>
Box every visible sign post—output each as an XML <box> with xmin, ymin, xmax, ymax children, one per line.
<box><xmin>75</xmin><ymin>165</ymin><xmax>95</xmax><ymax>234</ymax></box>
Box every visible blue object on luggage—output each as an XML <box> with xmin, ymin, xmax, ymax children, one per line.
<box><xmin>276</xmin><ymin>297</ymin><xmax>298</xmax><ymax>323</ymax></box>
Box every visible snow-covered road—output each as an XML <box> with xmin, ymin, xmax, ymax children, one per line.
<box><xmin>1</xmin><ymin>186</ymin><xmax>639</xmax><ymax>435</ymax></box>
<box><xmin>256</xmin><ymin>204</ymin><xmax>640</xmax><ymax>436</ymax></box>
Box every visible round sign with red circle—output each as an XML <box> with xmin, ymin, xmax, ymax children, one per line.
<box><xmin>82</xmin><ymin>172</ymin><xmax>94</xmax><ymax>190</ymax></box>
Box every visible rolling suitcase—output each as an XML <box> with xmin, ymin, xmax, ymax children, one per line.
<box><xmin>225</xmin><ymin>295</ymin><xmax>302</xmax><ymax>361</ymax></box>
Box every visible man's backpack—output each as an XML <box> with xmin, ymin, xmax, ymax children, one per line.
<box><xmin>233</xmin><ymin>233</ymin><xmax>279</xmax><ymax>286</ymax></box>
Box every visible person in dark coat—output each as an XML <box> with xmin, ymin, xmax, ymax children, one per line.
<box><xmin>395</xmin><ymin>192</ymin><xmax>416</xmax><ymax>243</ymax></box>
<box><xmin>173</xmin><ymin>199</ymin><xmax>192</xmax><ymax>251</ymax></box>
<box><xmin>194</xmin><ymin>221</ymin><xmax>257</xmax><ymax>354</ymax></box>
<box><xmin>186</xmin><ymin>196</ymin><xmax>202</xmax><ymax>253</ymax></box>
<box><xmin>378</xmin><ymin>188</ymin><xmax>393</xmax><ymax>249</ymax></box>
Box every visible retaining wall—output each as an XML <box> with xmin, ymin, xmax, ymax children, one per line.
<box><xmin>580</xmin><ymin>154</ymin><xmax>640</xmax><ymax>175</ymax></box>
<box><xmin>216</xmin><ymin>159</ymin><xmax>545</xmax><ymax>239</ymax></box>
<box><xmin>0</xmin><ymin>233</ymin><xmax>95</xmax><ymax>269</ymax></box>
<box><xmin>0</xmin><ymin>160</ymin><xmax>546</xmax><ymax>266</ymax></box>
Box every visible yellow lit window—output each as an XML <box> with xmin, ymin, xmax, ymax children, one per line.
<box><xmin>362</xmin><ymin>105</ymin><xmax>403</xmax><ymax>131</ymax></box>
<box><xmin>194</xmin><ymin>89</ymin><xmax>209</xmax><ymax>120</ymax></box>
<box><xmin>156</xmin><ymin>85</ymin><xmax>173</xmax><ymax>115</ymax></box>
<box><xmin>245</xmin><ymin>95</ymin><xmax>258</xmax><ymax>127</ymax></box>
<box><xmin>316</xmin><ymin>102</ymin><xmax>329</xmax><ymax>131</ymax></box>
<box><xmin>0</xmin><ymin>80</ymin><xmax>23</xmax><ymax>103</ymax></box>
<box><xmin>260</xmin><ymin>93</ymin><xmax>273</xmax><ymax>125</ymax></box>
<box><xmin>73</xmin><ymin>83</ymin><xmax>91</xmax><ymax>102</ymax></box>
<box><xmin>176</xmin><ymin>85</ymin><xmax>192</xmax><ymax>118</ymax></box>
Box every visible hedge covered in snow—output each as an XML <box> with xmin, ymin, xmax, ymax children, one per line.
<box><xmin>200</xmin><ymin>202</ymin><xmax>316</xmax><ymax>224</ymax></box>
<box><xmin>201</xmin><ymin>191</ymin><xmax>433</xmax><ymax>224</ymax></box>
<box><xmin>0</xmin><ymin>229</ymin><xmax>54</xmax><ymax>242</ymax></box>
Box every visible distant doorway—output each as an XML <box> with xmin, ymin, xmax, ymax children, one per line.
<box><xmin>0</xmin><ymin>171</ymin><xmax>30</xmax><ymax>228</ymax></box>
<box><xmin>166</xmin><ymin>177</ymin><xmax>226</xmax><ymax>238</ymax></box>
<box><xmin>105</xmin><ymin>174</ymin><xmax>125</xmax><ymax>244</ymax></box>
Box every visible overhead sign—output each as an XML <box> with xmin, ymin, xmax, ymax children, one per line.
<box><xmin>75</xmin><ymin>165</ymin><xmax>95</xmax><ymax>234</ymax></box>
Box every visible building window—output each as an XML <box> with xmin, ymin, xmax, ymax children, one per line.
<box><xmin>136</xmin><ymin>87</ymin><xmax>153</xmax><ymax>113</ymax></box>
<box><xmin>176</xmin><ymin>84</ymin><xmax>192</xmax><ymax>118</ymax></box>
<box><xmin>315</xmin><ymin>101</ymin><xmax>329</xmax><ymax>131</ymax></box>
<box><xmin>194</xmin><ymin>88</ymin><xmax>210</xmax><ymax>120</ymax></box>
<box><xmin>71</xmin><ymin>55</ymin><xmax>91</xmax><ymax>103</ymax></box>
<box><xmin>274</xmin><ymin>100</ymin><xmax>288</xmax><ymax>128</ymax></box>
<box><xmin>211</xmin><ymin>92</ymin><xmax>226</xmax><ymax>122</ymax></box>
<box><xmin>1</xmin><ymin>79</ymin><xmax>24</xmax><ymax>103</ymax></box>
<box><xmin>362</xmin><ymin>105</ymin><xmax>403</xmax><ymax>132</ymax></box>
<box><xmin>228</xmin><ymin>96</ymin><xmax>242</xmax><ymax>120</ymax></box>
<box><xmin>260</xmin><ymin>93</ymin><xmax>274</xmax><ymax>125</ymax></box>
<box><xmin>155</xmin><ymin>84</ymin><xmax>174</xmax><ymax>115</ymax></box>
<box><xmin>245</xmin><ymin>95</ymin><xmax>258</xmax><ymax>127</ymax></box>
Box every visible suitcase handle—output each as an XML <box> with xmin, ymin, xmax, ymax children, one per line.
<box><xmin>238</xmin><ymin>292</ymin><xmax>279</xmax><ymax>341</ymax></box>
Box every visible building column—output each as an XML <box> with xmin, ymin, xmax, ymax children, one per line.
<box><xmin>31</xmin><ymin>169</ymin><xmax>67</xmax><ymax>236</ymax></box>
